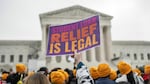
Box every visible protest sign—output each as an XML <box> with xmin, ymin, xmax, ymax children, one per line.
<box><xmin>47</xmin><ymin>15</ymin><xmax>100</xmax><ymax>56</ymax></box>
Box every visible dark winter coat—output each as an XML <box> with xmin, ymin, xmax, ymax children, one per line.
<box><xmin>95</xmin><ymin>77</ymin><xmax>116</xmax><ymax>84</ymax></box>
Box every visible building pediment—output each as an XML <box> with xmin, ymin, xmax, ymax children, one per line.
<box><xmin>40</xmin><ymin>5</ymin><xmax>113</xmax><ymax>19</ymax></box>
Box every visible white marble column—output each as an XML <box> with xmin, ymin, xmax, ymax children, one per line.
<box><xmin>103</xmin><ymin>26</ymin><xmax>113</xmax><ymax>62</ymax></box>
<box><xmin>100</xmin><ymin>26</ymin><xmax>106</xmax><ymax>62</ymax></box>
<box><xmin>90</xmin><ymin>48</ymin><xmax>98</xmax><ymax>66</ymax></box>
<box><xmin>86</xmin><ymin>50</ymin><xmax>92</xmax><ymax>62</ymax></box>
<box><xmin>48</xmin><ymin>56</ymin><xmax>57</xmax><ymax>70</ymax></box>
<box><xmin>40</xmin><ymin>25</ymin><xmax>48</xmax><ymax>66</ymax></box>
<box><xmin>91</xmin><ymin>48</ymin><xmax>96</xmax><ymax>62</ymax></box>
<box><xmin>82</xmin><ymin>51</ymin><xmax>87</xmax><ymax>64</ymax></box>
<box><xmin>61</xmin><ymin>56</ymin><xmax>67</xmax><ymax>64</ymax></box>
<box><xmin>41</xmin><ymin>25</ymin><xmax>46</xmax><ymax>60</ymax></box>
<box><xmin>108</xmin><ymin>26</ymin><xmax>113</xmax><ymax>61</ymax></box>
<box><xmin>95</xmin><ymin>47</ymin><xmax>100</xmax><ymax>62</ymax></box>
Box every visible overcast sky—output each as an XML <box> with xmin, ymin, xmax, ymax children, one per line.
<box><xmin>0</xmin><ymin>0</ymin><xmax>150</xmax><ymax>41</ymax></box>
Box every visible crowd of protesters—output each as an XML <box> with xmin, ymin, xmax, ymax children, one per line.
<box><xmin>0</xmin><ymin>52</ymin><xmax>150</xmax><ymax>84</ymax></box>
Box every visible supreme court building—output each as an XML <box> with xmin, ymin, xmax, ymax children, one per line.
<box><xmin>1</xmin><ymin>5</ymin><xmax>150</xmax><ymax>72</ymax></box>
<box><xmin>39</xmin><ymin>5</ymin><xmax>113</xmax><ymax>69</ymax></box>
<box><xmin>0</xmin><ymin>5</ymin><xmax>150</xmax><ymax>72</ymax></box>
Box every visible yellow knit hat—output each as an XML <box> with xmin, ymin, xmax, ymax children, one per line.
<box><xmin>16</xmin><ymin>63</ymin><xmax>26</xmax><ymax>73</ymax></box>
<box><xmin>89</xmin><ymin>66</ymin><xmax>100</xmax><ymax>79</ymax></box>
<box><xmin>72</xmin><ymin>69</ymin><xmax>76</xmax><ymax>77</ymax></box>
<box><xmin>98</xmin><ymin>63</ymin><xmax>111</xmax><ymax>77</ymax></box>
<box><xmin>132</xmin><ymin>68</ymin><xmax>141</xmax><ymax>76</ymax></box>
<box><xmin>1</xmin><ymin>73</ymin><xmax>9</xmax><ymax>80</ymax></box>
<box><xmin>117</xmin><ymin>61</ymin><xmax>131</xmax><ymax>75</ymax></box>
<box><xmin>109</xmin><ymin>69</ymin><xmax>117</xmax><ymax>80</ymax></box>
<box><xmin>28</xmin><ymin>71</ymin><xmax>35</xmax><ymax>77</ymax></box>
<box><xmin>144</xmin><ymin>65</ymin><xmax>150</xmax><ymax>74</ymax></box>
<box><xmin>57</xmin><ymin>70</ymin><xmax>69</xmax><ymax>81</ymax></box>
<box><xmin>50</xmin><ymin>71</ymin><xmax>65</xmax><ymax>84</ymax></box>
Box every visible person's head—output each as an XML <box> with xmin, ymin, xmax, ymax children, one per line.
<box><xmin>28</xmin><ymin>71</ymin><xmax>35</xmax><ymax>77</ymax></box>
<box><xmin>144</xmin><ymin>65</ymin><xmax>150</xmax><ymax>75</ymax></box>
<box><xmin>117</xmin><ymin>61</ymin><xmax>135</xmax><ymax>84</ymax></box>
<box><xmin>50</xmin><ymin>71</ymin><xmax>66</xmax><ymax>84</ymax></box>
<box><xmin>132</xmin><ymin>68</ymin><xmax>141</xmax><ymax>76</ymax></box>
<box><xmin>57</xmin><ymin>70</ymin><xmax>69</xmax><ymax>82</ymax></box>
<box><xmin>117</xmin><ymin>61</ymin><xmax>131</xmax><ymax>75</ymax></box>
<box><xmin>64</xmin><ymin>68</ymin><xmax>72</xmax><ymax>76</ymax></box>
<box><xmin>89</xmin><ymin>66</ymin><xmax>100</xmax><ymax>80</ymax></box>
<box><xmin>72</xmin><ymin>69</ymin><xmax>76</xmax><ymax>77</ymax></box>
<box><xmin>97</xmin><ymin>63</ymin><xmax>111</xmax><ymax>78</ymax></box>
<box><xmin>64</xmin><ymin>68</ymin><xmax>74</xmax><ymax>83</ymax></box>
<box><xmin>16</xmin><ymin>63</ymin><xmax>26</xmax><ymax>73</ymax></box>
<box><xmin>37</xmin><ymin>67</ymin><xmax>48</xmax><ymax>76</ymax></box>
<box><xmin>24</xmin><ymin>73</ymin><xmax>50</xmax><ymax>84</ymax></box>
<box><xmin>1</xmin><ymin>73</ymin><xmax>9</xmax><ymax>81</ymax></box>
<box><xmin>109</xmin><ymin>69</ymin><xmax>117</xmax><ymax>80</ymax></box>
